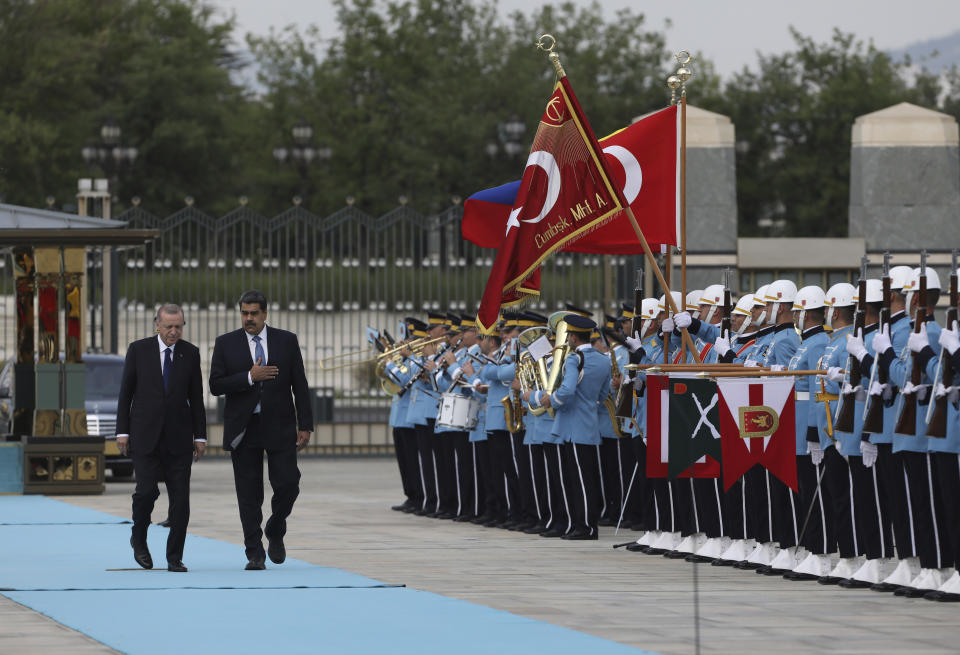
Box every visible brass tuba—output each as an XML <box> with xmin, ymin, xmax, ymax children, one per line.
<box><xmin>542</xmin><ymin>311</ymin><xmax>570</xmax><ymax>418</ymax></box>
<box><xmin>515</xmin><ymin>326</ymin><xmax>551</xmax><ymax>417</ymax></box>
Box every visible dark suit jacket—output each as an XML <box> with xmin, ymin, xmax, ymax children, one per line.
<box><xmin>116</xmin><ymin>337</ymin><xmax>206</xmax><ymax>455</ymax></box>
<box><xmin>209</xmin><ymin>326</ymin><xmax>313</xmax><ymax>451</ymax></box>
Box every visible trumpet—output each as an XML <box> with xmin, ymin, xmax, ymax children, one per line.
<box><xmin>318</xmin><ymin>335</ymin><xmax>446</xmax><ymax>370</ymax></box>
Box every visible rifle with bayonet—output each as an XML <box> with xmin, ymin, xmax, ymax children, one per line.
<box><xmin>721</xmin><ymin>268</ymin><xmax>732</xmax><ymax>341</ymax></box>
<box><xmin>615</xmin><ymin>269</ymin><xmax>643</xmax><ymax>418</ymax></box>
<box><xmin>863</xmin><ymin>252</ymin><xmax>891</xmax><ymax>434</ymax></box>
<box><xmin>926</xmin><ymin>249</ymin><xmax>958</xmax><ymax>438</ymax></box>
<box><xmin>895</xmin><ymin>251</ymin><xmax>928</xmax><ymax>435</ymax></box>
<box><xmin>835</xmin><ymin>255</ymin><xmax>869</xmax><ymax>433</ymax></box>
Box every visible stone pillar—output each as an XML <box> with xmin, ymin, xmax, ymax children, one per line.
<box><xmin>849</xmin><ymin>102</ymin><xmax>960</xmax><ymax>250</ymax></box>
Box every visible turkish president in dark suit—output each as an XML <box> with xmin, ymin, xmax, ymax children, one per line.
<box><xmin>116</xmin><ymin>303</ymin><xmax>206</xmax><ymax>572</ymax></box>
<box><xmin>210</xmin><ymin>290</ymin><xmax>313</xmax><ymax>570</ymax></box>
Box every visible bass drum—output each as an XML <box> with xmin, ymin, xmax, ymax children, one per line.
<box><xmin>435</xmin><ymin>392</ymin><xmax>481</xmax><ymax>430</ymax></box>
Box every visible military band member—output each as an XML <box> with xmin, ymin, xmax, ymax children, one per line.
<box><xmin>526</xmin><ymin>314</ymin><xmax>610</xmax><ymax>539</ymax></box>
<box><xmin>386</xmin><ymin>318</ymin><xmax>426</xmax><ymax>513</ymax></box>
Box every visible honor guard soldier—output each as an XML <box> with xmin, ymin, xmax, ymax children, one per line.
<box><xmin>526</xmin><ymin>314</ymin><xmax>611</xmax><ymax>539</ymax></box>
<box><xmin>778</xmin><ymin>285</ymin><xmax>832</xmax><ymax>580</ymax></box>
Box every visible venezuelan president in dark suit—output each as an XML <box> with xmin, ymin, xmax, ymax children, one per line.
<box><xmin>116</xmin><ymin>303</ymin><xmax>206</xmax><ymax>573</ymax></box>
<box><xmin>210</xmin><ymin>290</ymin><xmax>313</xmax><ymax>570</ymax></box>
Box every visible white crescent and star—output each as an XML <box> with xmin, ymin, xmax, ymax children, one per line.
<box><xmin>503</xmin><ymin>146</ymin><xmax>643</xmax><ymax>237</ymax></box>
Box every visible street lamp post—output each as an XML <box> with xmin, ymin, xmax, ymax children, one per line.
<box><xmin>485</xmin><ymin>114</ymin><xmax>527</xmax><ymax>160</ymax></box>
<box><xmin>80</xmin><ymin>119</ymin><xmax>137</xmax><ymax>354</ymax></box>
<box><xmin>273</xmin><ymin>119</ymin><xmax>333</xmax><ymax>200</ymax></box>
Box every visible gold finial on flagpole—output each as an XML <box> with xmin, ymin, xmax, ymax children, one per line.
<box><xmin>536</xmin><ymin>34</ymin><xmax>566</xmax><ymax>78</ymax></box>
<box><xmin>675</xmin><ymin>50</ymin><xmax>694</xmax><ymax>98</ymax></box>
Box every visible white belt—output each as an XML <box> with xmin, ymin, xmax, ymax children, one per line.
<box><xmin>795</xmin><ymin>391</ymin><xmax>810</xmax><ymax>401</ymax></box>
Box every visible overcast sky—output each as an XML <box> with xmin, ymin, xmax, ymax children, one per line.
<box><xmin>208</xmin><ymin>0</ymin><xmax>960</xmax><ymax>77</ymax></box>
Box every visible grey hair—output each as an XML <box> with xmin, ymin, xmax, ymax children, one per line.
<box><xmin>155</xmin><ymin>303</ymin><xmax>185</xmax><ymax>323</ymax></box>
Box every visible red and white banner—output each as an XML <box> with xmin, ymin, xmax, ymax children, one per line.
<box><xmin>717</xmin><ymin>377</ymin><xmax>797</xmax><ymax>492</ymax></box>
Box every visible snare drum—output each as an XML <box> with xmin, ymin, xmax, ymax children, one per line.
<box><xmin>436</xmin><ymin>393</ymin><xmax>481</xmax><ymax>430</ymax></box>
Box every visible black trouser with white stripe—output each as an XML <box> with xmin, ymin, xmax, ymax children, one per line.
<box><xmin>797</xmin><ymin>454</ymin><xmax>831</xmax><ymax>555</ymax></box>
<box><xmin>901</xmin><ymin>451</ymin><xmax>949</xmax><ymax>569</ymax></box>
<box><xmin>599</xmin><ymin>437</ymin><xmax>623</xmax><ymax>520</ymax></box>
<box><xmin>744</xmin><ymin>465</ymin><xmax>774</xmax><ymax>543</ymax></box>
<box><xmin>621</xmin><ymin>438</ymin><xmax>651</xmax><ymax>529</ymax></box>
<box><xmin>693</xmin><ymin>478</ymin><xmax>723</xmax><ymax>538</ymax></box>
<box><xmin>475</xmin><ymin>440</ymin><xmax>500</xmax><ymax>519</ymax></box>
<box><xmin>651</xmin><ymin>478</ymin><xmax>675</xmax><ymax>533</ymax></box>
<box><xmin>769</xmin><ymin>469</ymin><xmax>800</xmax><ymax>549</ymax></box>
<box><xmin>414</xmin><ymin>420</ymin><xmax>439</xmax><ymax>512</ymax></box>
<box><xmin>878</xmin><ymin>447</ymin><xmax>916</xmax><ymax>559</ymax></box>
<box><xmin>933</xmin><ymin>452</ymin><xmax>960</xmax><ymax>569</ymax></box>
<box><xmin>526</xmin><ymin>443</ymin><xmax>548</xmax><ymax>526</ymax></box>
<box><xmin>848</xmin><ymin>454</ymin><xmax>894</xmax><ymax>560</ymax></box>
<box><xmin>487</xmin><ymin>430</ymin><xmax>519</xmax><ymax>521</ymax></box>
<box><xmin>446</xmin><ymin>431</ymin><xmax>473</xmax><ymax>518</ymax></box>
<box><xmin>823</xmin><ymin>446</ymin><xmax>859</xmax><ymax>557</ymax></box>
<box><xmin>436</xmin><ymin>433</ymin><xmax>457</xmax><ymax>515</ymax></box>
<box><xmin>561</xmin><ymin>442</ymin><xmax>602</xmax><ymax>535</ymax></box>
<box><xmin>544</xmin><ymin>442</ymin><xmax>570</xmax><ymax>532</ymax></box>
<box><xmin>514</xmin><ymin>436</ymin><xmax>541</xmax><ymax>525</ymax></box>
<box><xmin>393</xmin><ymin>427</ymin><xmax>422</xmax><ymax>507</ymax></box>
<box><xmin>721</xmin><ymin>478</ymin><xmax>747</xmax><ymax>540</ymax></box>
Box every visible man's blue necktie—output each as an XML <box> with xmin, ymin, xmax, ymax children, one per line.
<box><xmin>253</xmin><ymin>336</ymin><xmax>264</xmax><ymax>413</ymax></box>
<box><xmin>163</xmin><ymin>347</ymin><xmax>172</xmax><ymax>392</ymax></box>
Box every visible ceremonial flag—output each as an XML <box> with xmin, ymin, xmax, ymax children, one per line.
<box><xmin>646</xmin><ymin>374</ymin><xmax>721</xmax><ymax>479</ymax></box>
<box><xmin>717</xmin><ymin>377</ymin><xmax>798</xmax><ymax>492</ymax></box>
<box><xmin>463</xmin><ymin>104</ymin><xmax>680</xmax><ymax>255</ymax></box>
<box><xmin>667</xmin><ymin>378</ymin><xmax>722</xmax><ymax>478</ymax></box>
<box><xmin>475</xmin><ymin>77</ymin><xmax>629</xmax><ymax>330</ymax></box>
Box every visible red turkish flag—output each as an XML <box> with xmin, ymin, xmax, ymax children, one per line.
<box><xmin>717</xmin><ymin>377</ymin><xmax>798</xmax><ymax>492</ymax></box>
<box><xmin>463</xmin><ymin>104</ymin><xmax>680</xmax><ymax>256</ymax></box>
<box><xmin>476</xmin><ymin>77</ymin><xmax>625</xmax><ymax>331</ymax></box>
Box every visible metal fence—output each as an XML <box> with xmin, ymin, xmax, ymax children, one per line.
<box><xmin>0</xmin><ymin>204</ymin><xmax>643</xmax><ymax>443</ymax></box>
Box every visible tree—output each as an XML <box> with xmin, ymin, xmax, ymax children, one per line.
<box><xmin>0</xmin><ymin>0</ymin><xmax>254</xmax><ymax>215</ymax></box>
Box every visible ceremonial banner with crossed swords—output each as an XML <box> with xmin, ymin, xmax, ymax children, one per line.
<box><xmin>646</xmin><ymin>375</ymin><xmax>721</xmax><ymax>478</ymax></box>
<box><xmin>667</xmin><ymin>377</ymin><xmax>723</xmax><ymax>478</ymax></box>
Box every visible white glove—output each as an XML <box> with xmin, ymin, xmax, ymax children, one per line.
<box><xmin>661</xmin><ymin>317</ymin><xmax>675</xmax><ymax>334</ymax></box>
<box><xmin>870</xmin><ymin>325</ymin><xmax>892</xmax><ymax>355</ymax></box>
<box><xmin>860</xmin><ymin>441</ymin><xmax>878</xmax><ymax>468</ymax></box>
<box><xmin>908</xmin><ymin>322</ymin><xmax>929</xmax><ymax>353</ymax></box>
<box><xmin>901</xmin><ymin>380</ymin><xmax>917</xmax><ymax>396</ymax></box>
<box><xmin>939</xmin><ymin>321</ymin><xmax>959</xmax><ymax>355</ymax></box>
<box><xmin>769</xmin><ymin>364</ymin><xmax>785</xmax><ymax>371</ymax></box>
<box><xmin>934</xmin><ymin>382</ymin><xmax>949</xmax><ymax>399</ymax></box>
<box><xmin>841</xmin><ymin>381</ymin><xmax>861</xmax><ymax>396</ymax></box>
<box><xmin>625</xmin><ymin>331</ymin><xmax>644</xmax><ymax>352</ymax></box>
<box><xmin>715</xmin><ymin>335</ymin><xmax>731</xmax><ymax>358</ymax></box>
<box><xmin>845</xmin><ymin>329</ymin><xmax>867</xmax><ymax>361</ymax></box>
<box><xmin>744</xmin><ymin>360</ymin><xmax>759</xmax><ymax>368</ymax></box>
<box><xmin>808</xmin><ymin>441</ymin><xmax>824</xmax><ymax>466</ymax></box>
<box><xmin>674</xmin><ymin>312</ymin><xmax>692</xmax><ymax>330</ymax></box>
<box><xmin>868</xmin><ymin>379</ymin><xmax>886</xmax><ymax>396</ymax></box>
<box><xmin>826</xmin><ymin>366</ymin><xmax>845</xmax><ymax>382</ymax></box>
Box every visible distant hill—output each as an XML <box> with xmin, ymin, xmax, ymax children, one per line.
<box><xmin>888</xmin><ymin>30</ymin><xmax>960</xmax><ymax>73</ymax></box>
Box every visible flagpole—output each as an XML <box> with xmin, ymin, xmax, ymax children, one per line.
<box><xmin>537</xmin><ymin>35</ymin><xmax>700</xmax><ymax>361</ymax></box>
<box><xmin>670</xmin><ymin>53</ymin><xmax>693</xmax><ymax>363</ymax></box>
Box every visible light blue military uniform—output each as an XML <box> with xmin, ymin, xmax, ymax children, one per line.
<box><xmin>862</xmin><ymin>312</ymin><xmax>911</xmax><ymax>445</ymax></box>
<box><xmin>817</xmin><ymin>324</ymin><xmax>853</xmax><ymax>453</ymax></box>
<box><xmin>887</xmin><ymin>316</ymin><xmax>942</xmax><ymax>453</ymax></box>
<box><xmin>788</xmin><ymin>325</ymin><xmax>830</xmax><ymax>455</ymax></box>
<box><xmin>761</xmin><ymin>323</ymin><xmax>801</xmax><ymax>368</ymax></box>
<box><xmin>533</xmin><ymin>344</ymin><xmax>611</xmax><ymax>445</ymax></box>
<box><xmin>479</xmin><ymin>343</ymin><xmax>513</xmax><ymax>433</ymax></box>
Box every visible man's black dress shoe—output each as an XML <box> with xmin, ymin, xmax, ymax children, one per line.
<box><xmin>870</xmin><ymin>581</ymin><xmax>902</xmax><ymax>592</ymax></box>
<box><xmin>522</xmin><ymin>523</ymin><xmax>546</xmax><ymax>535</ymax></box>
<box><xmin>156</xmin><ymin>518</ymin><xmax>172</xmax><ymax>528</ymax></box>
<box><xmin>643</xmin><ymin>548</ymin><xmax>667</xmax><ymax>555</ymax></box>
<box><xmin>711</xmin><ymin>558</ymin><xmax>735</xmax><ymax>567</ymax></box>
<box><xmin>625</xmin><ymin>543</ymin><xmax>647</xmax><ymax>552</ymax></box>
<box><xmin>685</xmin><ymin>554</ymin><xmax>713</xmax><ymax>563</ymax></box>
<box><xmin>925</xmin><ymin>590</ymin><xmax>960</xmax><ymax>602</ymax></box>
<box><xmin>817</xmin><ymin>576</ymin><xmax>843</xmax><ymax>585</ymax></box>
<box><xmin>130</xmin><ymin>537</ymin><xmax>153</xmax><ymax>570</ymax></box>
<box><xmin>838</xmin><ymin>578</ymin><xmax>872</xmax><ymax>589</ymax></box>
<box><xmin>167</xmin><ymin>560</ymin><xmax>188</xmax><ymax>573</ymax></box>
<box><xmin>245</xmin><ymin>557</ymin><xmax>266</xmax><ymax>570</ymax></box>
<box><xmin>434</xmin><ymin>512</ymin><xmax>456</xmax><ymax>520</ymax></box>
<box><xmin>540</xmin><ymin>527</ymin><xmax>566</xmax><ymax>538</ymax></box>
<box><xmin>452</xmin><ymin>514</ymin><xmax>476</xmax><ymax>523</ymax></box>
<box><xmin>902</xmin><ymin>586</ymin><xmax>931</xmax><ymax>598</ymax></box>
<box><xmin>783</xmin><ymin>571</ymin><xmax>818</xmax><ymax>581</ymax></box>
<box><xmin>267</xmin><ymin>536</ymin><xmax>286</xmax><ymax>564</ymax></box>
<box><xmin>663</xmin><ymin>550</ymin><xmax>687</xmax><ymax>559</ymax></box>
<box><xmin>562</xmin><ymin>530</ymin><xmax>598</xmax><ymax>541</ymax></box>
<box><xmin>597</xmin><ymin>516</ymin><xmax>617</xmax><ymax>527</ymax></box>
<box><xmin>470</xmin><ymin>514</ymin><xmax>494</xmax><ymax>525</ymax></box>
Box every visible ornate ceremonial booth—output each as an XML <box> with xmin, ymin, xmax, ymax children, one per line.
<box><xmin>0</xmin><ymin>204</ymin><xmax>157</xmax><ymax>494</ymax></box>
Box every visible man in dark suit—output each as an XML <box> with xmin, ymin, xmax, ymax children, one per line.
<box><xmin>116</xmin><ymin>303</ymin><xmax>206</xmax><ymax>573</ymax></box>
<box><xmin>210</xmin><ymin>290</ymin><xmax>313</xmax><ymax>570</ymax></box>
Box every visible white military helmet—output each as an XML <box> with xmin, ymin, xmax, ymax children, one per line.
<box><xmin>853</xmin><ymin>279</ymin><xmax>883</xmax><ymax>304</ymax></box>
<box><xmin>903</xmin><ymin>266</ymin><xmax>941</xmax><ymax>319</ymax></box>
<box><xmin>765</xmin><ymin>279</ymin><xmax>798</xmax><ymax>304</ymax></box>
<box><xmin>699</xmin><ymin>284</ymin><xmax>725</xmax><ymax>323</ymax></box>
<box><xmin>888</xmin><ymin>265</ymin><xmax>914</xmax><ymax>291</ymax></box>
<box><xmin>793</xmin><ymin>285</ymin><xmax>826</xmax><ymax>332</ymax></box>
<box><xmin>752</xmin><ymin>284</ymin><xmax>770</xmax><ymax>326</ymax></box>
<box><xmin>732</xmin><ymin>294</ymin><xmax>754</xmax><ymax>316</ymax></box>
<box><xmin>824</xmin><ymin>282</ymin><xmax>856</xmax><ymax>329</ymax></box>
<box><xmin>640</xmin><ymin>297</ymin><xmax>659</xmax><ymax>336</ymax></box>
<box><xmin>685</xmin><ymin>290</ymin><xmax>703</xmax><ymax>313</ymax></box>
<box><xmin>733</xmin><ymin>294</ymin><xmax>756</xmax><ymax>334</ymax></box>
<box><xmin>657</xmin><ymin>291</ymin><xmax>683</xmax><ymax>315</ymax></box>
